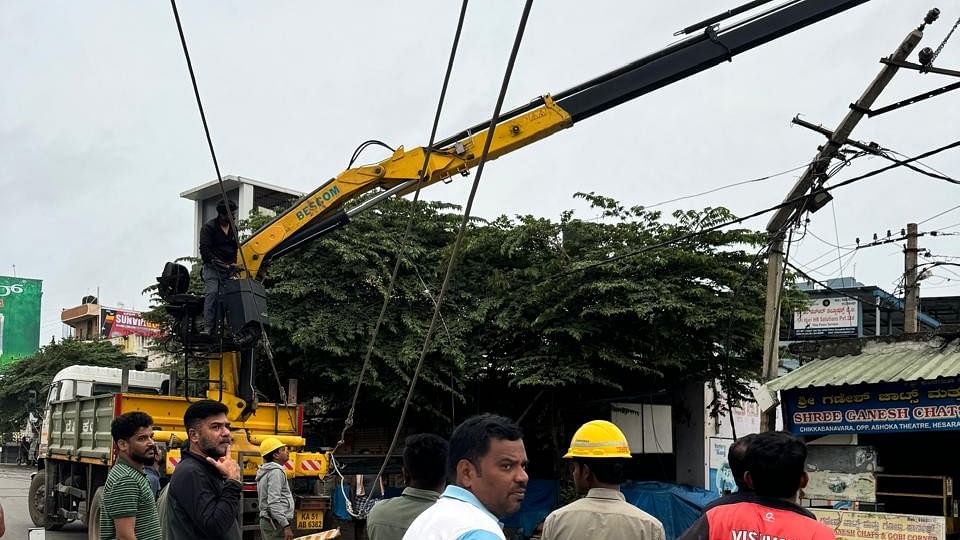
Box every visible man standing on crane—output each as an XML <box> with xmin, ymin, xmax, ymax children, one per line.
<box><xmin>541</xmin><ymin>420</ymin><xmax>665</xmax><ymax>540</ymax></box>
<box><xmin>402</xmin><ymin>414</ymin><xmax>528</xmax><ymax>540</ymax></box>
<box><xmin>198</xmin><ymin>199</ymin><xmax>239</xmax><ymax>334</ymax></box>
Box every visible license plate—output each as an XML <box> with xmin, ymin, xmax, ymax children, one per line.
<box><xmin>296</xmin><ymin>510</ymin><xmax>324</xmax><ymax>530</ymax></box>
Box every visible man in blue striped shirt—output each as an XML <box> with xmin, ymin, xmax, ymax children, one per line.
<box><xmin>403</xmin><ymin>414</ymin><xmax>529</xmax><ymax>540</ymax></box>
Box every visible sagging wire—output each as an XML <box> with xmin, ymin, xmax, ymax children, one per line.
<box><xmin>364</xmin><ymin>0</ymin><xmax>537</xmax><ymax>502</ymax></box>
<box><xmin>329</xmin><ymin>454</ymin><xmax>376</xmax><ymax>519</ymax></box>
<box><xmin>169</xmin><ymin>0</ymin><xmax>294</xmax><ymax>427</ymax></box>
<box><xmin>640</xmin><ymin>157</ymin><xmax>830</xmax><ymax>211</ymax></box>
<box><xmin>332</xmin><ymin>0</ymin><xmax>471</xmax><ymax>460</ymax></box>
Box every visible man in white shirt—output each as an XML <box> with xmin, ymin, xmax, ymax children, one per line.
<box><xmin>403</xmin><ymin>414</ymin><xmax>528</xmax><ymax>540</ymax></box>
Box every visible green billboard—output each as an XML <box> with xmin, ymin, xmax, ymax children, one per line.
<box><xmin>0</xmin><ymin>276</ymin><xmax>42</xmax><ymax>367</ymax></box>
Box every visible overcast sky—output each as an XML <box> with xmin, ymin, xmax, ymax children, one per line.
<box><xmin>2</xmin><ymin>1</ymin><xmax>958</xmax><ymax>343</ymax></box>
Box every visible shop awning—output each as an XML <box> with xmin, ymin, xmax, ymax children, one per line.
<box><xmin>767</xmin><ymin>338</ymin><xmax>960</xmax><ymax>392</ymax></box>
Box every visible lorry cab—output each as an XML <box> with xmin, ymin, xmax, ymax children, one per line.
<box><xmin>39</xmin><ymin>365</ymin><xmax>168</xmax><ymax>460</ymax></box>
<box><xmin>46</xmin><ymin>365</ymin><xmax>168</xmax><ymax>403</ymax></box>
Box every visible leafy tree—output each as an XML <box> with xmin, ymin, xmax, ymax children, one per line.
<box><xmin>140</xmin><ymin>193</ymin><xmax>787</xmax><ymax>460</ymax></box>
<box><xmin>0</xmin><ymin>339</ymin><xmax>137</xmax><ymax>433</ymax></box>
<box><xmin>240</xmin><ymin>193</ymin><xmax>777</xmax><ymax>441</ymax></box>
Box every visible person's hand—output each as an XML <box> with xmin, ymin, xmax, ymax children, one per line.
<box><xmin>206</xmin><ymin>447</ymin><xmax>242</xmax><ymax>482</ymax></box>
<box><xmin>283</xmin><ymin>526</ymin><xmax>294</xmax><ymax>540</ymax></box>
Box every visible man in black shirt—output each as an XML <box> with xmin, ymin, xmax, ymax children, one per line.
<box><xmin>166</xmin><ymin>400</ymin><xmax>243</xmax><ymax>540</ymax></box>
<box><xmin>198</xmin><ymin>200</ymin><xmax>239</xmax><ymax>333</ymax></box>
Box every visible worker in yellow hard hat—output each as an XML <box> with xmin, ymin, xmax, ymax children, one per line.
<box><xmin>541</xmin><ymin>420</ymin><xmax>666</xmax><ymax>540</ymax></box>
<box><xmin>256</xmin><ymin>437</ymin><xmax>295</xmax><ymax>540</ymax></box>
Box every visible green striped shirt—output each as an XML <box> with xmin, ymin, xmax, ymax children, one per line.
<box><xmin>100</xmin><ymin>459</ymin><xmax>162</xmax><ymax>540</ymax></box>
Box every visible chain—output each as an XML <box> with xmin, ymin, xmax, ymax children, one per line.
<box><xmin>932</xmin><ymin>15</ymin><xmax>960</xmax><ymax>63</ymax></box>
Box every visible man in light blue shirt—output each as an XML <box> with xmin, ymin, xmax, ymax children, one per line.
<box><xmin>402</xmin><ymin>414</ymin><xmax>529</xmax><ymax>540</ymax></box>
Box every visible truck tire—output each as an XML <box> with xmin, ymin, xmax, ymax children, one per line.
<box><xmin>87</xmin><ymin>487</ymin><xmax>103</xmax><ymax>540</ymax></box>
<box><xmin>29</xmin><ymin>471</ymin><xmax>66</xmax><ymax>530</ymax></box>
<box><xmin>28</xmin><ymin>472</ymin><xmax>46</xmax><ymax>527</ymax></box>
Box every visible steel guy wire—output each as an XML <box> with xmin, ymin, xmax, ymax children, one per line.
<box><xmin>169</xmin><ymin>1</ymin><xmax>292</xmax><ymax>423</ymax></box>
<box><xmin>367</xmin><ymin>0</ymin><xmax>536</xmax><ymax>501</ymax></box>
<box><xmin>334</xmin><ymin>0</ymin><xmax>470</xmax><ymax>458</ymax></box>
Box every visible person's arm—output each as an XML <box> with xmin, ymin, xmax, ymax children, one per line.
<box><xmin>198</xmin><ymin>222</ymin><xmax>214</xmax><ymax>264</ymax></box>
<box><xmin>540</xmin><ymin>513</ymin><xmax>556</xmax><ymax>540</ymax></box>
<box><xmin>264</xmin><ymin>469</ymin><xmax>292</xmax><ymax>528</ymax></box>
<box><xmin>114</xmin><ymin>516</ymin><xmax>137</xmax><ymax>540</ymax></box>
<box><xmin>102</xmin><ymin>479</ymin><xmax>141</xmax><ymax>540</ymax></box>
<box><xmin>655</xmin><ymin>521</ymin><xmax>667</xmax><ymax>540</ymax></box>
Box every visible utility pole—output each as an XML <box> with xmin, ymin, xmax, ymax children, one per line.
<box><xmin>761</xmin><ymin>239</ymin><xmax>785</xmax><ymax>389</ymax></box>
<box><xmin>904</xmin><ymin>223</ymin><xmax>920</xmax><ymax>333</ymax></box>
<box><xmin>758</xmin><ymin>14</ymin><xmax>932</xmax><ymax>432</ymax></box>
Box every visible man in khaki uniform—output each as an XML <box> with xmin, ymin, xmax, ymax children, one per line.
<box><xmin>541</xmin><ymin>420</ymin><xmax>665</xmax><ymax>540</ymax></box>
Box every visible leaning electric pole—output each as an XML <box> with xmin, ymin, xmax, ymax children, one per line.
<box><xmin>758</xmin><ymin>10</ymin><xmax>941</xmax><ymax>432</ymax></box>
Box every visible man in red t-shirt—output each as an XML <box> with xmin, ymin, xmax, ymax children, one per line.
<box><xmin>679</xmin><ymin>432</ymin><xmax>835</xmax><ymax>540</ymax></box>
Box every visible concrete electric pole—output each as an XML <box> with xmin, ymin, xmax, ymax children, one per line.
<box><xmin>904</xmin><ymin>223</ymin><xmax>920</xmax><ymax>333</ymax></box>
<box><xmin>758</xmin><ymin>16</ymin><xmax>932</xmax><ymax>432</ymax></box>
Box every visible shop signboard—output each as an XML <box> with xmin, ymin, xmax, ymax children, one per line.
<box><xmin>792</xmin><ymin>296</ymin><xmax>859</xmax><ymax>339</ymax></box>
<box><xmin>783</xmin><ymin>378</ymin><xmax>960</xmax><ymax>435</ymax></box>
<box><xmin>811</xmin><ymin>509</ymin><xmax>945</xmax><ymax>540</ymax></box>
<box><xmin>100</xmin><ymin>308</ymin><xmax>162</xmax><ymax>338</ymax></box>
<box><xmin>0</xmin><ymin>276</ymin><xmax>42</xmax><ymax>367</ymax></box>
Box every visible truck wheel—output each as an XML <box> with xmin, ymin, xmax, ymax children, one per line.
<box><xmin>29</xmin><ymin>471</ymin><xmax>66</xmax><ymax>530</ymax></box>
<box><xmin>28</xmin><ymin>472</ymin><xmax>47</xmax><ymax>527</ymax></box>
<box><xmin>87</xmin><ymin>487</ymin><xmax>103</xmax><ymax>540</ymax></box>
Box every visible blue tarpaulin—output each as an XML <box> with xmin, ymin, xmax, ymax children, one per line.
<box><xmin>334</xmin><ymin>478</ymin><xmax>716</xmax><ymax>539</ymax></box>
<box><xmin>622</xmin><ymin>481</ymin><xmax>719</xmax><ymax>540</ymax></box>
<box><xmin>502</xmin><ymin>479</ymin><xmax>559</xmax><ymax>537</ymax></box>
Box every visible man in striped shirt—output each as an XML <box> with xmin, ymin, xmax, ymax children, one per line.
<box><xmin>100</xmin><ymin>411</ymin><xmax>161</xmax><ymax>540</ymax></box>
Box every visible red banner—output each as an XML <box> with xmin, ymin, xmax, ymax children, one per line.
<box><xmin>100</xmin><ymin>308</ymin><xmax>161</xmax><ymax>338</ymax></box>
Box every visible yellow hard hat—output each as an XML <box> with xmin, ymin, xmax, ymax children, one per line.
<box><xmin>563</xmin><ymin>420</ymin><xmax>631</xmax><ymax>459</ymax></box>
<box><xmin>259</xmin><ymin>437</ymin><xmax>286</xmax><ymax>457</ymax></box>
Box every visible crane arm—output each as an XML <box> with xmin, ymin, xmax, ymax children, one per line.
<box><xmin>239</xmin><ymin>96</ymin><xmax>572</xmax><ymax>278</ymax></box>
<box><xmin>239</xmin><ymin>0</ymin><xmax>870</xmax><ymax>279</ymax></box>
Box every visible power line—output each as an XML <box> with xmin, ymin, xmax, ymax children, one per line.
<box><xmin>169</xmin><ymin>0</ymin><xmax>294</xmax><ymax>425</ymax></box>
<box><xmin>935</xmin><ymin>221</ymin><xmax>960</xmax><ymax>232</ymax></box>
<box><xmin>545</xmin><ymin>137</ymin><xmax>960</xmax><ymax>282</ymax></box>
<box><xmin>785</xmin><ymin>260</ymin><xmax>894</xmax><ymax>312</ymax></box>
<box><xmin>801</xmin><ymin>246</ymin><xmax>859</xmax><ymax>277</ymax></box>
<box><xmin>919</xmin><ymin>203</ymin><xmax>960</xmax><ymax>225</ymax></box>
<box><xmin>640</xmin><ymin>158</ymin><xmax>826</xmax><ymax>210</ymax></box>
<box><xmin>883</xmin><ymin>147</ymin><xmax>953</xmax><ymax>180</ymax></box>
<box><xmin>797</xmin><ymin>244</ymin><xmax>856</xmax><ymax>270</ymax></box>
<box><xmin>805</xmin><ymin>229</ymin><xmax>855</xmax><ymax>250</ymax></box>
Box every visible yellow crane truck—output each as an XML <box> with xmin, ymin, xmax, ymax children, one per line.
<box><xmin>29</xmin><ymin>1</ymin><xmax>897</xmax><ymax>537</ymax></box>
<box><xmin>29</xmin><ymin>362</ymin><xmax>328</xmax><ymax>539</ymax></box>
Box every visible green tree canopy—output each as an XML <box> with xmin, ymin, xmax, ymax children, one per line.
<box><xmin>0</xmin><ymin>339</ymin><xmax>137</xmax><ymax>433</ymax></box>
<box><xmin>240</xmin><ymin>193</ymin><xmax>772</xmax><ymax>439</ymax></box>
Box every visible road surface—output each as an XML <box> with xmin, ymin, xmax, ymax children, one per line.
<box><xmin>0</xmin><ymin>465</ymin><xmax>85</xmax><ymax>539</ymax></box>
